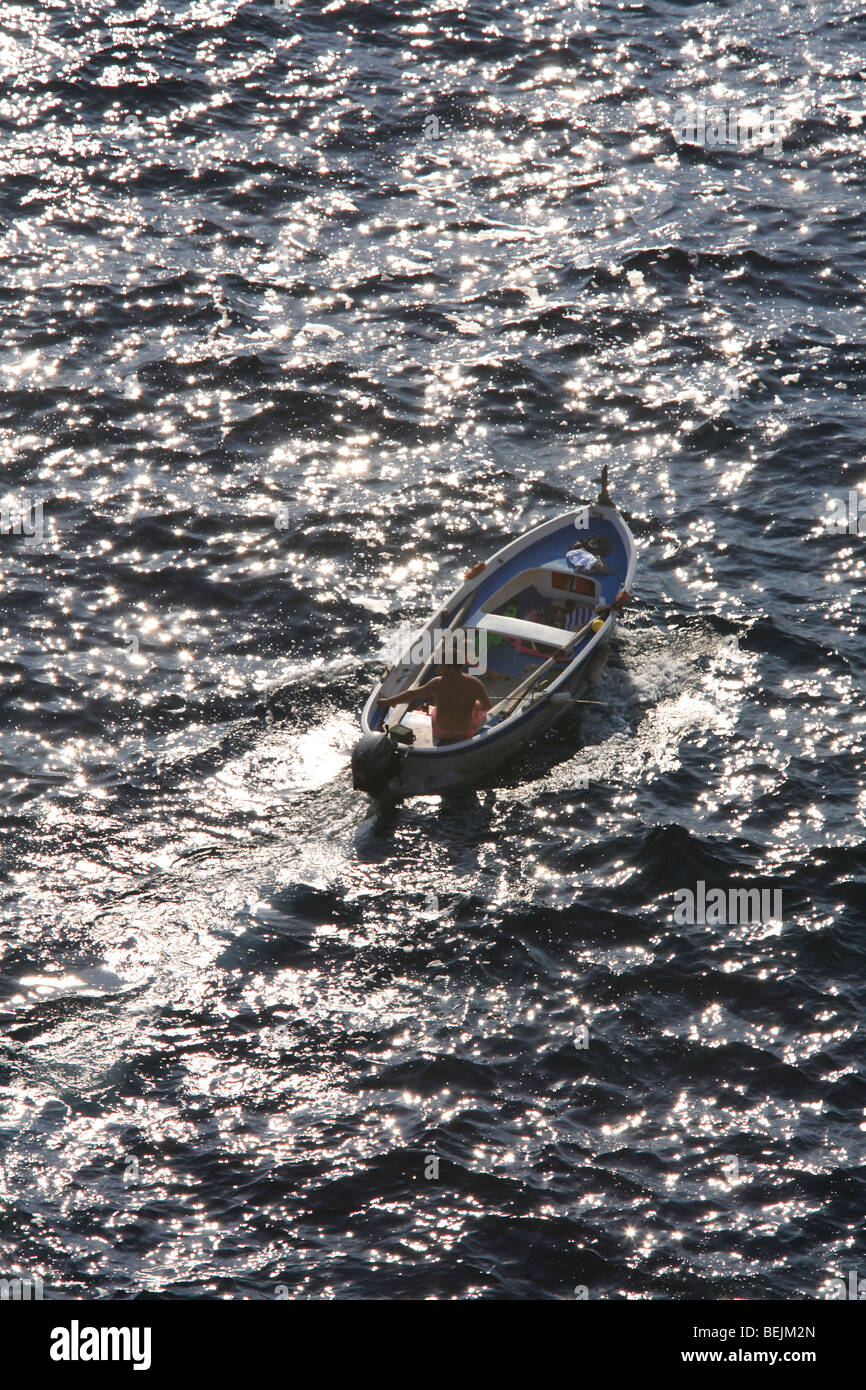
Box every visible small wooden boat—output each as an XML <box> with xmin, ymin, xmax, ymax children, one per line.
<box><xmin>351</xmin><ymin>468</ymin><xmax>637</xmax><ymax>796</ymax></box>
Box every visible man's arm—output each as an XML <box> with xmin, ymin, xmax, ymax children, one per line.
<box><xmin>471</xmin><ymin>676</ymin><xmax>492</xmax><ymax>711</ymax></box>
<box><xmin>378</xmin><ymin>677</ymin><xmax>439</xmax><ymax>709</ymax></box>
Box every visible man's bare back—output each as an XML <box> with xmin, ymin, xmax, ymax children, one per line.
<box><xmin>378</xmin><ymin>665</ymin><xmax>492</xmax><ymax>739</ymax></box>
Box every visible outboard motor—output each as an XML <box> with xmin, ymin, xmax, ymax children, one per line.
<box><xmin>351</xmin><ymin>731</ymin><xmax>402</xmax><ymax>794</ymax></box>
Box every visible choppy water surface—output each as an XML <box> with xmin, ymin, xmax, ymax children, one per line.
<box><xmin>0</xmin><ymin>0</ymin><xmax>864</xmax><ymax>1299</ymax></box>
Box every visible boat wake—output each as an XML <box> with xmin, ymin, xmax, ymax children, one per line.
<box><xmin>498</xmin><ymin>621</ymin><xmax>756</xmax><ymax>801</ymax></box>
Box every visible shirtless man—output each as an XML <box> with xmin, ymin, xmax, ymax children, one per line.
<box><xmin>378</xmin><ymin>657</ymin><xmax>492</xmax><ymax>744</ymax></box>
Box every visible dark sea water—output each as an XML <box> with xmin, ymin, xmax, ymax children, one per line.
<box><xmin>0</xmin><ymin>0</ymin><xmax>864</xmax><ymax>1301</ymax></box>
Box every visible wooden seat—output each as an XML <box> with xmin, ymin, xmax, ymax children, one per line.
<box><xmin>475</xmin><ymin>612</ymin><xmax>573</xmax><ymax>650</ymax></box>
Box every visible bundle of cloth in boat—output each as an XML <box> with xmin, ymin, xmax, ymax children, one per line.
<box><xmin>565</xmin><ymin>535</ymin><xmax>613</xmax><ymax>574</ymax></box>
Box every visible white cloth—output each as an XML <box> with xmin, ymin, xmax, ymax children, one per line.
<box><xmin>566</xmin><ymin>545</ymin><xmax>604</xmax><ymax>574</ymax></box>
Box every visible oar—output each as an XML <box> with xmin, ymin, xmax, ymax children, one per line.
<box><xmin>489</xmin><ymin>588</ymin><xmax>630</xmax><ymax>723</ymax></box>
<box><xmin>548</xmin><ymin>695</ymin><xmax>607</xmax><ymax>706</ymax></box>
<box><xmin>385</xmin><ymin>592</ymin><xmax>477</xmax><ymax>729</ymax></box>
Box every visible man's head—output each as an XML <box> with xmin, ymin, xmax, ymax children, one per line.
<box><xmin>434</xmin><ymin>628</ymin><xmax>473</xmax><ymax>675</ymax></box>
<box><xmin>435</xmin><ymin>657</ymin><xmax>464</xmax><ymax>677</ymax></box>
